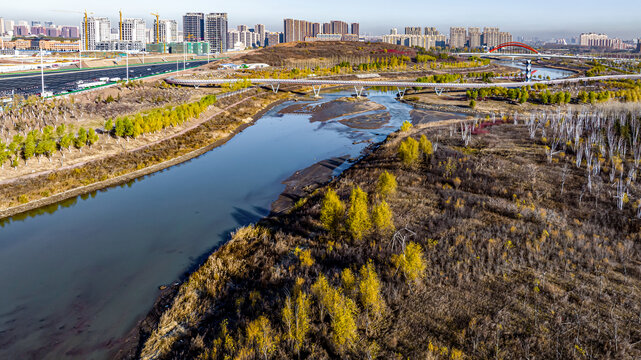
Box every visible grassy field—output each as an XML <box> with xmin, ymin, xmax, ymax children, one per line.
<box><xmin>136</xmin><ymin>106</ymin><xmax>641</xmax><ymax>359</ymax></box>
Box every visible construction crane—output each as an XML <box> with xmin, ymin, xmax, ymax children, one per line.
<box><xmin>53</xmin><ymin>9</ymin><xmax>93</xmax><ymax>50</ymax></box>
<box><xmin>150</xmin><ymin>12</ymin><xmax>166</xmax><ymax>53</ymax></box>
<box><xmin>150</xmin><ymin>12</ymin><xmax>160</xmax><ymax>43</ymax></box>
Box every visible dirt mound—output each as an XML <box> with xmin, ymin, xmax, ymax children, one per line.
<box><xmin>240</xmin><ymin>41</ymin><xmax>416</xmax><ymax>66</ymax></box>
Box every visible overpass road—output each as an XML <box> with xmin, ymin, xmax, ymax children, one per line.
<box><xmin>165</xmin><ymin>74</ymin><xmax>641</xmax><ymax>97</ymax></box>
<box><xmin>0</xmin><ymin>60</ymin><xmax>210</xmax><ymax>97</ymax></box>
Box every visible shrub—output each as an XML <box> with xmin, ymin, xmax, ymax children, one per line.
<box><xmin>294</xmin><ymin>247</ymin><xmax>314</xmax><ymax>267</ymax></box>
<box><xmin>392</xmin><ymin>242</ymin><xmax>427</xmax><ymax>284</ymax></box>
<box><xmin>400</xmin><ymin>120</ymin><xmax>413</xmax><ymax>132</ymax></box>
<box><xmin>282</xmin><ymin>291</ymin><xmax>311</xmax><ymax>355</ymax></box>
<box><xmin>341</xmin><ymin>268</ymin><xmax>356</xmax><ymax>294</ymax></box>
<box><xmin>398</xmin><ymin>137</ymin><xmax>419</xmax><ymax>165</ymax></box>
<box><xmin>347</xmin><ymin>186</ymin><xmax>371</xmax><ymax>241</ymax></box>
<box><xmin>419</xmin><ymin>135</ymin><xmax>433</xmax><ymax>159</ymax></box>
<box><xmin>320</xmin><ymin>188</ymin><xmax>345</xmax><ymax>233</ymax></box>
<box><xmin>376</xmin><ymin>171</ymin><xmax>397</xmax><ymax>198</ymax></box>
<box><xmin>246</xmin><ymin>315</ymin><xmax>277</xmax><ymax>360</ymax></box>
<box><xmin>372</xmin><ymin>200</ymin><xmax>395</xmax><ymax>234</ymax></box>
<box><xmin>469</xmin><ymin>99</ymin><xmax>476</xmax><ymax>108</ymax></box>
<box><xmin>359</xmin><ymin>261</ymin><xmax>385</xmax><ymax>319</ymax></box>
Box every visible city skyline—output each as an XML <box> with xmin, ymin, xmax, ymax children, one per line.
<box><xmin>1</xmin><ymin>0</ymin><xmax>640</xmax><ymax>39</ymax></box>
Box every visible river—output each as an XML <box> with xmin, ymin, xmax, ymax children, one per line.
<box><xmin>0</xmin><ymin>61</ymin><xmax>573</xmax><ymax>359</ymax></box>
<box><xmin>0</xmin><ymin>90</ymin><xmax>460</xmax><ymax>359</ymax></box>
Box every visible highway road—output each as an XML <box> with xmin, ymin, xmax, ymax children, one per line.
<box><xmin>0</xmin><ymin>60</ymin><xmax>211</xmax><ymax>97</ymax></box>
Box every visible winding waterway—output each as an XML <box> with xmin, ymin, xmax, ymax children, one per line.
<box><xmin>0</xmin><ymin>62</ymin><xmax>573</xmax><ymax>359</ymax></box>
<box><xmin>0</xmin><ymin>90</ymin><xmax>457</xmax><ymax>359</ymax></box>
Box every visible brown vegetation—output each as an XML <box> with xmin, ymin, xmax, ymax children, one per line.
<box><xmin>240</xmin><ymin>41</ymin><xmax>417</xmax><ymax>67</ymax></box>
<box><xmin>135</xmin><ymin>105</ymin><xmax>641</xmax><ymax>359</ymax></box>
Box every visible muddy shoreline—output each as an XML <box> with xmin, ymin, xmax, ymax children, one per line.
<box><xmin>113</xmin><ymin>95</ymin><xmax>475</xmax><ymax>359</ymax></box>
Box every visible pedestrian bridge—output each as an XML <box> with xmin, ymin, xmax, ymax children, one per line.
<box><xmin>165</xmin><ymin>74</ymin><xmax>641</xmax><ymax>98</ymax></box>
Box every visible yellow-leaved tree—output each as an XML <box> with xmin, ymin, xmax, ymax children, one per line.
<box><xmin>347</xmin><ymin>186</ymin><xmax>371</xmax><ymax>241</ymax></box>
<box><xmin>320</xmin><ymin>188</ymin><xmax>345</xmax><ymax>234</ymax></box>
<box><xmin>419</xmin><ymin>134</ymin><xmax>433</xmax><ymax>161</ymax></box>
<box><xmin>372</xmin><ymin>200</ymin><xmax>395</xmax><ymax>235</ymax></box>
<box><xmin>376</xmin><ymin>171</ymin><xmax>397</xmax><ymax>198</ymax></box>
<box><xmin>398</xmin><ymin>137</ymin><xmax>419</xmax><ymax>165</ymax></box>
<box><xmin>246</xmin><ymin>315</ymin><xmax>278</xmax><ymax>360</ymax></box>
<box><xmin>359</xmin><ymin>261</ymin><xmax>385</xmax><ymax>320</ymax></box>
<box><xmin>282</xmin><ymin>291</ymin><xmax>311</xmax><ymax>356</ymax></box>
<box><xmin>391</xmin><ymin>241</ymin><xmax>427</xmax><ymax>284</ymax></box>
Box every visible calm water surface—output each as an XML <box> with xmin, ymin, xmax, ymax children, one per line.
<box><xmin>0</xmin><ymin>91</ymin><xmax>433</xmax><ymax>359</ymax></box>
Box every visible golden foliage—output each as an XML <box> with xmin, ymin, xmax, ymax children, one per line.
<box><xmin>398</xmin><ymin>137</ymin><xmax>419</xmax><ymax>165</ymax></box>
<box><xmin>282</xmin><ymin>291</ymin><xmax>311</xmax><ymax>354</ymax></box>
<box><xmin>359</xmin><ymin>261</ymin><xmax>385</xmax><ymax>319</ymax></box>
<box><xmin>392</xmin><ymin>242</ymin><xmax>427</xmax><ymax>284</ymax></box>
<box><xmin>400</xmin><ymin>120</ymin><xmax>413</xmax><ymax>132</ymax></box>
<box><xmin>372</xmin><ymin>200</ymin><xmax>395</xmax><ymax>234</ymax></box>
<box><xmin>347</xmin><ymin>186</ymin><xmax>371</xmax><ymax>241</ymax></box>
<box><xmin>376</xmin><ymin>171</ymin><xmax>397</xmax><ymax>198</ymax></box>
<box><xmin>246</xmin><ymin>315</ymin><xmax>278</xmax><ymax>360</ymax></box>
<box><xmin>320</xmin><ymin>188</ymin><xmax>345</xmax><ymax>233</ymax></box>
<box><xmin>294</xmin><ymin>247</ymin><xmax>314</xmax><ymax>268</ymax></box>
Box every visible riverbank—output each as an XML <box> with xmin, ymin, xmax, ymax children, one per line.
<box><xmin>131</xmin><ymin>104</ymin><xmax>641</xmax><ymax>359</ymax></box>
<box><xmin>0</xmin><ymin>90</ymin><xmax>290</xmax><ymax>221</ymax></box>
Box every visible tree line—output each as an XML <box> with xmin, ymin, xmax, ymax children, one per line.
<box><xmin>0</xmin><ymin>124</ymin><xmax>98</xmax><ymax>169</ymax></box>
<box><xmin>105</xmin><ymin>94</ymin><xmax>217</xmax><ymax>139</ymax></box>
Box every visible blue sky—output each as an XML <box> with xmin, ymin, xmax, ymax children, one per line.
<box><xmin>2</xmin><ymin>0</ymin><xmax>640</xmax><ymax>39</ymax></box>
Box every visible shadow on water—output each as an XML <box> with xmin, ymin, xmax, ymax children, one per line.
<box><xmin>0</xmin><ymin>90</ymin><xmax>418</xmax><ymax>360</ymax></box>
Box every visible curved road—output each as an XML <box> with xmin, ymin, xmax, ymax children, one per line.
<box><xmin>166</xmin><ymin>74</ymin><xmax>641</xmax><ymax>91</ymax></box>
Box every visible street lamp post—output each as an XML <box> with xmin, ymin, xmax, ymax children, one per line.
<box><xmin>40</xmin><ymin>50</ymin><xmax>45</xmax><ymax>98</ymax></box>
<box><xmin>126</xmin><ymin>50</ymin><xmax>129</xmax><ymax>82</ymax></box>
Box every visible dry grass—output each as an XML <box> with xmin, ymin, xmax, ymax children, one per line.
<box><xmin>136</xmin><ymin>118</ymin><xmax>641</xmax><ymax>359</ymax></box>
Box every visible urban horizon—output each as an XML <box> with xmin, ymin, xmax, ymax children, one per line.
<box><xmin>1</xmin><ymin>0</ymin><xmax>640</xmax><ymax>40</ymax></box>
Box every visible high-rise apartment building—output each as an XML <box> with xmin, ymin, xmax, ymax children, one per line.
<box><xmin>46</xmin><ymin>28</ymin><xmax>60</xmax><ymax>37</ymax></box>
<box><xmin>121</xmin><ymin>18</ymin><xmax>146</xmax><ymax>43</ymax></box>
<box><xmin>331</xmin><ymin>20</ymin><xmax>349</xmax><ymax>35</ymax></box>
<box><xmin>579</xmin><ymin>33</ymin><xmax>624</xmax><ymax>49</ymax></box>
<box><xmin>61</xmin><ymin>26</ymin><xmax>79</xmax><ymax>39</ymax></box>
<box><xmin>14</xmin><ymin>25</ymin><xmax>29</xmax><ymax>36</ymax></box>
<box><xmin>390</xmin><ymin>28</ymin><xmax>398</xmax><ymax>35</ymax></box>
<box><xmin>254</xmin><ymin>24</ymin><xmax>266</xmax><ymax>46</ymax></box>
<box><xmin>482</xmin><ymin>27</ymin><xmax>500</xmax><ymax>48</ymax></box>
<box><xmin>183</xmin><ymin>13</ymin><xmax>205</xmax><ymax>42</ymax></box>
<box><xmin>383</xmin><ymin>33</ymin><xmax>447</xmax><ymax>50</ymax></box>
<box><xmin>405</xmin><ymin>27</ymin><xmax>421</xmax><ymax>35</ymax></box>
<box><xmin>205</xmin><ymin>13</ymin><xmax>227</xmax><ymax>53</ymax></box>
<box><xmin>312</xmin><ymin>23</ymin><xmax>321</xmax><ymax>37</ymax></box>
<box><xmin>265</xmin><ymin>32</ymin><xmax>281</xmax><ymax>47</ymax></box>
<box><xmin>284</xmin><ymin>19</ymin><xmax>313</xmax><ymax>42</ymax></box>
<box><xmin>322</xmin><ymin>23</ymin><xmax>331</xmax><ymax>35</ymax></box>
<box><xmin>153</xmin><ymin>19</ymin><xmax>178</xmax><ymax>43</ymax></box>
<box><xmin>227</xmin><ymin>30</ymin><xmax>258</xmax><ymax>50</ymax></box>
<box><xmin>81</xmin><ymin>17</ymin><xmax>110</xmax><ymax>50</ymax></box>
<box><xmin>498</xmin><ymin>32</ymin><xmax>512</xmax><ymax>45</ymax></box>
<box><xmin>284</xmin><ymin>19</ymin><xmax>295</xmax><ymax>42</ymax></box>
<box><xmin>424</xmin><ymin>27</ymin><xmax>439</xmax><ymax>36</ymax></box>
<box><xmin>5</xmin><ymin>20</ymin><xmax>15</xmax><ymax>35</ymax></box>
<box><xmin>468</xmin><ymin>27</ymin><xmax>481</xmax><ymax>49</ymax></box>
<box><xmin>0</xmin><ymin>18</ymin><xmax>5</xmax><ymax>35</ymax></box>
<box><xmin>237</xmin><ymin>25</ymin><xmax>248</xmax><ymax>32</ymax></box>
<box><xmin>351</xmin><ymin>23</ymin><xmax>359</xmax><ymax>36</ymax></box>
<box><xmin>449</xmin><ymin>27</ymin><xmax>466</xmax><ymax>48</ymax></box>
